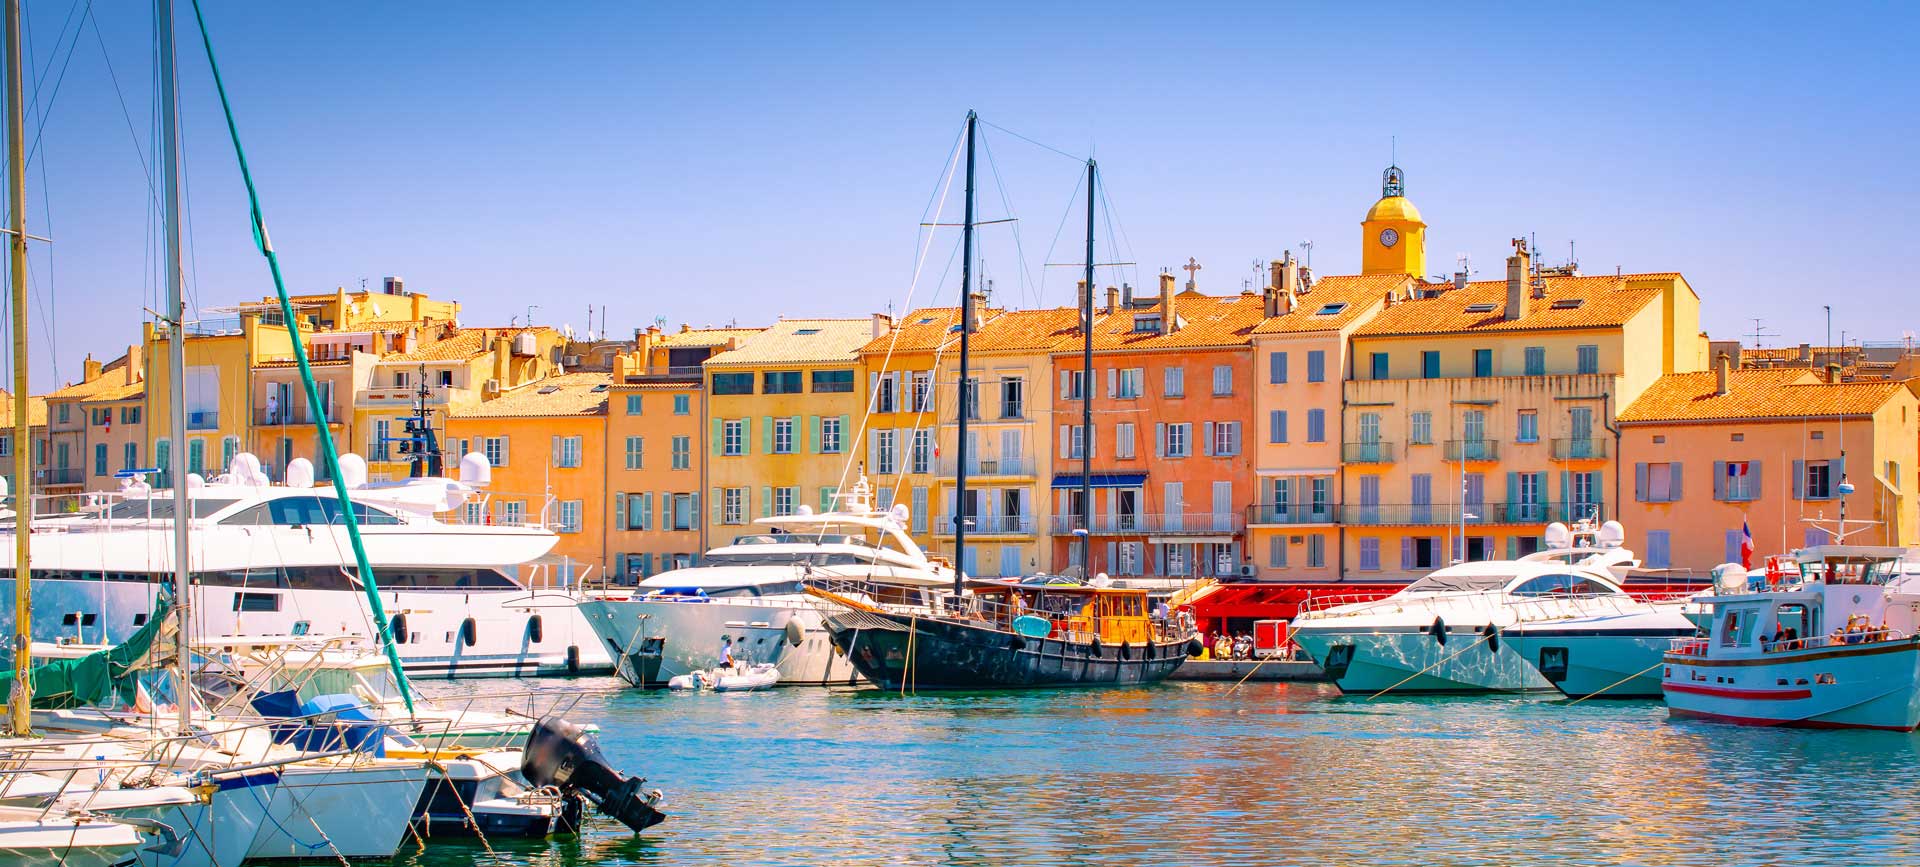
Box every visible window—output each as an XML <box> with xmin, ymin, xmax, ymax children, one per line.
<box><xmin>1001</xmin><ymin>376</ymin><xmax>1026</xmax><ymax>417</ymax></box>
<box><xmin>764</xmin><ymin>371</ymin><xmax>803</xmax><ymax>394</ymax></box>
<box><xmin>673</xmin><ymin>394</ymin><xmax>691</xmax><ymax>415</ymax></box>
<box><xmin>1307</xmin><ymin>351</ymin><xmax>1326</xmax><ymax>383</ymax></box>
<box><xmin>626</xmin><ymin>394</ymin><xmax>644</xmax><ymax>415</ymax></box>
<box><xmin>1306</xmin><ymin>409</ymin><xmax>1326</xmax><ymax>443</ymax></box>
<box><xmin>624</xmin><ymin>493</ymin><xmax>650</xmax><ymax>530</ymax></box>
<box><xmin>393</xmin><ymin>370</ymin><xmax>411</xmax><ymax>389</ymax></box>
<box><xmin>1552</xmin><ymin>298</ymin><xmax>1586</xmax><ymax>310</ymax></box>
<box><xmin>1132</xmin><ymin>314</ymin><xmax>1162</xmax><ymax>334</ymax></box>
<box><xmin>625</xmin><ymin>436</ymin><xmax>644</xmax><ymax>470</ymax></box>
<box><xmin>774</xmin><ymin>486</ymin><xmax>797</xmax><ymax>516</ymax></box>
<box><xmin>1211</xmin><ymin>422</ymin><xmax>1240</xmax><ymax>456</ymax></box>
<box><xmin>723</xmin><ymin>420</ymin><xmax>744</xmax><ymax>456</ymax></box>
<box><xmin>1164</xmin><ymin>366</ymin><xmax>1185</xmax><ymax>397</ymax></box>
<box><xmin>371</xmin><ymin>420</ymin><xmax>390</xmax><ymax>461</ymax></box>
<box><xmin>121</xmin><ymin>406</ymin><xmax>140</xmax><ymax>425</ymax></box>
<box><xmin>1370</xmin><ymin>353</ymin><xmax>1389</xmax><ymax>380</ymax></box>
<box><xmin>1064</xmin><ymin>369</ymin><xmax>1086</xmax><ymax>401</ymax></box>
<box><xmin>1576</xmin><ymin>344</ymin><xmax>1600</xmax><ymax>375</ymax></box>
<box><xmin>1473</xmin><ymin>349</ymin><xmax>1493</xmax><ymax>377</ymax></box>
<box><xmin>1463</xmin><ymin>410</ymin><xmax>1487</xmax><ymax>444</ymax></box>
<box><xmin>500</xmin><ymin>500</ymin><xmax>525</xmax><ymax>526</ymax></box>
<box><xmin>811</xmin><ymin>369</ymin><xmax>854</xmax><ymax>393</ymax></box>
<box><xmin>1409</xmin><ymin>412</ymin><xmax>1432</xmax><ymax>445</ymax></box>
<box><xmin>1718</xmin><ymin>460</ymin><xmax>1757</xmax><ymax>501</ymax></box>
<box><xmin>821</xmin><ymin>417</ymin><xmax>844</xmax><ymax>454</ymax></box>
<box><xmin>910</xmin><ymin>371</ymin><xmax>932</xmax><ymax>412</ymax></box>
<box><xmin>1524</xmin><ymin>346</ymin><xmax>1545</xmax><ymax>376</ymax></box>
<box><xmin>1068</xmin><ymin>425</ymin><xmax>1089</xmax><ymax>460</ymax></box>
<box><xmin>483</xmin><ymin>436</ymin><xmax>508</xmax><ymax>467</ymax></box>
<box><xmin>1803</xmin><ymin>461</ymin><xmax>1833</xmax><ymax>500</ymax></box>
<box><xmin>1359</xmin><ymin>537</ymin><xmax>1380</xmax><ymax>571</ymax></box>
<box><xmin>1115</xmin><ymin>369</ymin><xmax>1142</xmax><ymax>400</ymax></box>
<box><xmin>1570</xmin><ymin>471</ymin><xmax>1601</xmax><ymax>515</ymax></box>
<box><xmin>439</xmin><ymin>369</ymin><xmax>454</xmax><ymax>387</ymax></box>
<box><xmin>1164</xmin><ymin>423</ymin><xmax>1191</xmax><ymax>458</ymax></box>
<box><xmin>555</xmin><ymin>436</ymin><xmax>583</xmax><ymax>468</ymax></box>
<box><xmin>1116</xmin><ymin>423</ymin><xmax>1136</xmax><ymax>459</ymax></box>
<box><xmin>58</xmin><ymin>404</ymin><xmax>69</xmax><ymax>424</ymax></box>
<box><xmin>123</xmin><ymin>442</ymin><xmax>138</xmax><ymax>472</ymax></box>
<box><xmin>1212</xmin><ymin>365</ymin><xmax>1233</xmax><ymax>396</ymax></box>
<box><xmin>1269</xmin><ymin>352</ymin><xmax>1288</xmax><ymax>384</ymax></box>
<box><xmin>1421</xmin><ymin>351</ymin><xmax>1440</xmax><ymax>379</ymax></box>
<box><xmin>1307</xmin><ymin>535</ymin><xmax>1326</xmax><ymax>568</ymax></box>
<box><xmin>1407</xmin><ymin>537</ymin><xmax>1441</xmax><ymax>570</ymax></box>
<box><xmin>723</xmin><ymin>488</ymin><xmax>746</xmax><ymax>524</ymax></box>
<box><xmin>1269</xmin><ymin>410</ymin><xmax>1287</xmax><ymax>444</ymax></box>
<box><xmin>1314</xmin><ymin>302</ymin><xmax>1347</xmax><ymax>316</ymax></box>
<box><xmin>221</xmin><ymin>437</ymin><xmax>238</xmax><ymax>474</ymax></box>
<box><xmin>912</xmin><ymin>429</ymin><xmax>932</xmax><ymax>474</ymax></box>
<box><xmin>774</xmin><ymin>418</ymin><xmax>795</xmax><ymax>454</ymax></box>
<box><xmin>711</xmin><ymin>372</ymin><xmax>754</xmax><ymax>395</ymax></box>
<box><xmin>1638</xmin><ymin>462</ymin><xmax>1680</xmax><ymax>502</ymax></box>
<box><xmin>874</xmin><ymin>429</ymin><xmax>897</xmax><ymax>474</ymax></box>
<box><xmin>873</xmin><ymin>373</ymin><xmax>897</xmax><ymax>411</ymax></box>
<box><xmin>1517</xmin><ymin>410</ymin><xmax>1538</xmax><ymax>443</ymax></box>
<box><xmin>961</xmin><ymin>377</ymin><xmax>979</xmax><ymax>420</ymax></box>
<box><xmin>1646</xmin><ymin>530</ymin><xmax>1671</xmax><ymax>569</ymax></box>
<box><xmin>557</xmin><ymin>500</ymin><xmax>583</xmax><ymax>534</ymax></box>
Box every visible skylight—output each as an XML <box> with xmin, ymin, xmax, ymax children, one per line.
<box><xmin>591</xmin><ymin>384</ymin><xmax>609</xmax><ymax>392</ymax></box>
<box><xmin>795</xmin><ymin>328</ymin><xmax>822</xmax><ymax>335</ymax></box>
<box><xmin>537</xmin><ymin>385</ymin><xmax>560</xmax><ymax>394</ymax></box>
<box><xmin>1314</xmin><ymin>303</ymin><xmax>1347</xmax><ymax>316</ymax></box>
<box><xmin>1464</xmin><ymin>302</ymin><xmax>1498</xmax><ymax>314</ymax></box>
<box><xmin>1550</xmin><ymin>298</ymin><xmax>1585</xmax><ymax>310</ymax></box>
<box><xmin>916</xmin><ymin>317</ymin><xmax>936</xmax><ymax>325</ymax></box>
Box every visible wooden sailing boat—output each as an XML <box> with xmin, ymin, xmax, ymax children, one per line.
<box><xmin>821</xmin><ymin>113</ymin><xmax>1198</xmax><ymax>689</ymax></box>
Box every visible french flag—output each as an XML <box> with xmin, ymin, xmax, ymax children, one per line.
<box><xmin>1740</xmin><ymin>518</ymin><xmax>1755</xmax><ymax>570</ymax></box>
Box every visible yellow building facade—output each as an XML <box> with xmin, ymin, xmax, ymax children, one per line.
<box><xmin>357</xmin><ymin>326</ymin><xmax>563</xmax><ymax>482</ymax></box>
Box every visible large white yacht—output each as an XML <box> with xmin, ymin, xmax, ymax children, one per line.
<box><xmin>0</xmin><ymin>451</ymin><xmax>610</xmax><ymax>678</ymax></box>
<box><xmin>1292</xmin><ymin>520</ymin><xmax>1698</xmax><ymax>697</ymax></box>
<box><xmin>578</xmin><ymin>477</ymin><xmax>954</xmax><ymax>687</ymax></box>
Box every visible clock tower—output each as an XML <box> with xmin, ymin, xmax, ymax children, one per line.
<box><xmin>1361</xmin><ymin>165</ymin><xmax>1426</xmax><ymax>277</ymax></box>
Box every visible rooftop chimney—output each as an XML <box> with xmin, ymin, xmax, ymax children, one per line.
<box><xmin>871</xmin><ymin>312</ymin><xmax>893</xmax><ymax>339</ymax></box>
<box><xmin>1281</xmin><ymin>252</ymin><xmax>1300</xmax><ymax>314</ymax></box>
<box><xmin>1158</xmin><ymin>272</ymin><xmax>1179</xmax><ymax>332</ymax></box>
<box><xmin>1105</xmin><ymin>285</ymin><xmax>1120</xmax><ymax>315</ymax></box>
<box><xmin>966</xmin><ymin>291</ymin><xmax>986</xmax><ymax>334</ymax></box>
<box><xmin>1453</xmin><ymin>270</ymin><xmax>1468</xmax><ymax>292</ymax></box>
<box><xmin>81</xmin><ymin>354</ymin><xmax>102</xmax><ymax>383</ymax></box>
<box><xmin>1715</xmin><ymin>351</ymin><xmax>1731</xmax><ymax>396</ymax></box>
<box><xmin>1122</xmin><ymin>283</ymin><xmax>1134</xmax><ymax>309</ymax></box>
<box><xmin>1504</xmin><ymin>238</ymin><xmax>1531</xmax><ymax>322</ymax></box>
<box><xmin>383</xmin><ymin>276</ymin><xmax>404</xmax><ymax>295</ymax></box>
<box><xmin>1827</xmin><ymin>362</ymin><xmax>1843</xmax><ymax>384</ymax></box>
<box><xmin>1798</xmin><ymin>342</ymin><xmax>1813</xmax><ymax>363</ymax></box>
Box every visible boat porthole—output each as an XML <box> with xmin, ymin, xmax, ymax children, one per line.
<box><xmin>390</xmin><ymin>614</ymin><xmax>409</xmax><ymax>645</ymax></box>
<box><xmin>527</xmin><ymin>615</ymin><xmax>544</xmax><ymax>643</ymax></box>
<box><xmin>461</xmin><ymin>617</ymin><xmax>478</xmax><ymax>648</ymax></box>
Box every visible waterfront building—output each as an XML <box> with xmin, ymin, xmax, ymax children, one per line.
<box><xmin>42</xmin><ymin>349</ymin><xmax>144</xmax><ymax>499</ymax></box>
<box><xmin>358</xmin><ymin>325</ymin><xmax>564</xmax><ymax>482</ymax></box>
<box><xmin>1616</xmin><ymin>359</ymin><xmax>1918</xmax><ymax>572</ymax></box>
<box><xmin>853</xmin><ymin>307</ymin><xmax>966</xmax><ymax>557</ymax></box>
<box><xmin>0</xmin><ymin>390</ymin><xmax>47</xmax><ymax>497</ymax></box>
<box><xmin>141</xmin><ymin>312</ymin><xmax>297</xmax><ymax>489</ymax></box>
<box><xmin>702</xmin><ymin>318</ymin><xmax>873</xmax><ymax>545</ymax></box>
<box><xmin>445</xmin><ymin>370</ymin><xmax>612</xmax><ymax>584</ymax></box>
<box><xmin>1047</xmin><ymin>274</ymin><xmax>1262</xmax><ymax>581</ymax></box>
<box><xmin>605</xmin><ymin>325</ymin><xmax>758</xmax><ymax>581</ymax></box>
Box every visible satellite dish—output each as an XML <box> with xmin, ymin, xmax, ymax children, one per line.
<box><xmin>1598</xmin><ymin>520</ymin><xmax>1626</xmax><ymax>548</ymax></box>
<box><xmin>1543</xmin><ymin>522</ymin><xmax>1572</xmax><ymax>549</ymax></box>
<box><xmin>563</xmin><ymin>323</ymin><xmax>575</xmax><ymax>340</ymax></box>
<box><xmin>337</xmin><ymin>453</ymin><xmax>369</xmax><ymax>489</ymax></box>
<box><xmin>458</xmin><ymin>452</ymin><xmax>491</xmax><ymax>486</ymax></box>
<box><xmin>369</xmin><ymin>300</ymin><xmax>384</xmax><ymax>318</ymax></box>
<box><xmin>285</xmin><ymin>457</ymin><xmax>315</xmax><ymax>488</ymax></box>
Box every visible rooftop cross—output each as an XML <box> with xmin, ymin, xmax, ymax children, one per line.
<box><xmin>1182</xmin><ymin>257</ymin><xmax>1202</xmax><ymax>291</ymax></box>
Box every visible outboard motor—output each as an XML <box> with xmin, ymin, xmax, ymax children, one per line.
<box><xmin>520</xmin><ymin>716</ymin><xmax>666</xmax><ymax>832</ymax></box>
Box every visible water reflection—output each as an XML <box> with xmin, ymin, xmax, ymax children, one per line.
<box><xmin>399</xmin><ymin>678</ymin><xmax>1920</xmax><ymax>866</ymax></box>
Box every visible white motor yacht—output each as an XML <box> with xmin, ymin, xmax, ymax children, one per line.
<box><xmin>579</xmin><ymin>478</ymin><xmax>955</xmax><ymax>687</ymax></box>
<box><xmin>1292</xmin><ymin>520</ymin><xmax>1698</xmax><ymax>697</ymax></box>
<box><xmin>1</xmin><ymin>451</ymin><xmax>610</xmax><ymax>679</ymax></box>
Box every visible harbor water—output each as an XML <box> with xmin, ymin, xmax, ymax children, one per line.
<box><xmin>406</xmin><ymin>676</ymin><xmax>1920</xmax><ymax>866</ymax></box>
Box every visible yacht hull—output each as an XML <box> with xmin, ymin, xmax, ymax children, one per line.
<box><xmin>822</xmin><ymin>609</ymin><xmax>1188</xmax><ymax>690</ymax></box>
<box><xmin>91</xmin><ymin>773</ymin><xmax>279</xmax><ymax>867</ymax></box>
<box><xmin>1663</xmin><ymin>637</ymin><xmax>1920</xmax><ymax>730</ymax></box>
<box><xmin>1505</xmin><ymin>629</ymin><xmax>1697</xmax><ymax>699</ymax></box>
<box><xmin>579</xmin><ymin>597</ymin><xmax>861</xmax><ymax>687</ymax></box>
<box><xmin>0</xmin><ymin>576</ymin><xmax>610</xmax><ymax>678</ymax></box>
<box><xmin>1292</xmin><ymin>626</ymin><xmax>1556</xmax><ymax>695</ymax></box>
<box><xmin>246</xmin><ymin>762</ymin><xmax>430</xmax><ymax>861</ymax></box>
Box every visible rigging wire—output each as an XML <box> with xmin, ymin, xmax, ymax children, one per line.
<box><xmin>977</xmin><ymin>118</ymin><xmax>1084</xmax><ymax>165</ymax></box>
<box><xmin>976</xmin><ymin>126</ymin><xmax>1039</xmax><ymax>312</ymax></box>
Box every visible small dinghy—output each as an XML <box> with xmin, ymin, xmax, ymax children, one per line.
<box><xmin>666</xmin><ymin>663</ymin><xmax>780</xmax><ymax>692</ymax></box>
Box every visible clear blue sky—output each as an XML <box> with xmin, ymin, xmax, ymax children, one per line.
<box><xmin>8</xmin><ymin>1</ymin><xmax>1916</xmax><ymax>391</ymax></box>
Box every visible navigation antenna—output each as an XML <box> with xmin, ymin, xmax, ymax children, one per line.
<box><xmin>393</xmin><ymin>363</ymin><xmax>443</xmax><ymax>478</ymax></box>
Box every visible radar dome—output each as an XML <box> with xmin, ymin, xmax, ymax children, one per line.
<box><xmin>1598</xmin><ymin>521</ymin><xmax>1626</xmax><ymax>548</ymax></box>
<box><xmin>1543</xmin><ymin>522</ymin><xmax>1572</xmax><ymax>549</ymax></box>
<box><xmin>285</xmin><ymin>458</ymin><xmax>315</xmax><ymax>489</ymax></box>
<box><xmin>336</xmin><ymin>453</ymin><xmax>369</xmax><ymax>489</ymax></box>
<box><xmin>458</xmin><ymin>452</ymin><xmax>491</xmax><ymax>486</ymax></box>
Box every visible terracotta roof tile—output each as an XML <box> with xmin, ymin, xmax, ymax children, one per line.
<box><xmin>46</xmin><ymin>354</ymin><xmax>141</xmax><ymax>400</ymax></box>
<box><xmin>705</xmin><ymin>318</ymin><xmax>871</xmax><ymax>367</ymax></box>
<box><xmin>451</xmin><ymin>372</ymin><xmax>610</xmax><ymax>419</ymax></box>
<box><xmin>657</xmin><ymin>327</ymin><xmax>764</xmax><ymax>349</ymax></box>
<box><xmin>1251</xmin><ymin>274</ymin><xmax>1403</xmax><ymax>334</ymax></box>
<box><xmin>857</xmin><ymin>307</ymin><xmax>974</xmax><ymax>355</ymax></box>
<box><xmin>0</xmin><ymin>394</ymin><xmax>47</xmax><ymax>428</ymax></box>
<box><xmin>1617</xmin><ymin>369</ymin><xmax>1906</xmax><ymax>424</ymax></box>
<box><xmin>1071</xmin><ymin>293</ymin><xmax>1264</xmax><ymax>352</ymax></box>
<box><xmin>1354</xmin><ymin>273</ymin><xmax>1676</xmax><ymax>338</ymax></box>
<box><xmin>969</xmin><ymin>308</ymin><xmax>1080</xmax><ymax>353</ymax></box>
<box><xmin>382</xmin><ymin>327</ymin><xmax>549</xmax><ymax>362</ymax></box>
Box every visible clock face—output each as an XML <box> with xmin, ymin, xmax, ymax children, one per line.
<box><xmin>1379</xmin><ymin>227</ymin><xmax>1399</xmax><ymax>248</ymax></box>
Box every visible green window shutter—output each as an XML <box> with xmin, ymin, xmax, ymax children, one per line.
<box><xmin>710</xmin><ymin>487</ymin><xmax>723</xmax><ymax>524</ymax></box>
<box><xmin>838</xmin><ymin>416</ymin><xmax>850</xmax><ymax>452</ymax></box>
<box><xmin>641</xmin><ymin>493</ymin><xmax>653</xmax><ymax>530</ymax></box>
<box><xmin>760</xmin><ymin>486</ymin><xmax>773</xmax><ymax>518</ymax></box>
<box><xmin>808</xmin><ymin>415</ymin><xmax>821</xmax><ymax>453</ymax></box>
<box><xmin>615</xmin><ymin>491</ymin><xmax>625</xmax><ymax>528</ymax></box>
<box><xmin>710</xmin><ymin>418</ymin><xmax>723</xmax><ymax>454</ymax></box>
<box><xmin>763</xmin><ymin>416</ymin><xmax>774</xmax><ymax>454</ymax></box>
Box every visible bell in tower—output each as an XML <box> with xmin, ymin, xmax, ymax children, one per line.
<box><xmin>1383</xmin><ymin>165</ymin><xmax>1405</xmax><ymax>198</ymax></box>
<box><xmin>1361</xmin><ymin>164</ymin><xmax>1426</xmax><ymax>277</ymax></box>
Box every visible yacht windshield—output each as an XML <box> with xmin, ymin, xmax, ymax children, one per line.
<box><xmin>1404</xmin><ymin>573</ymin><xmax>1512</xmax><ymax>593</ymax></box>
<box><xmin>699</xmin><ymin>551</ymin><xmax>876</xmax><ymax>567</ymax></box>
<box><xmin>104</xmin><ymin>498</ymin><xmax>241</xmax><ymax>520</ymax></box>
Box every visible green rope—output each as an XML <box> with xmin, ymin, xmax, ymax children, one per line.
<box><xmin>185</xmin><ymin>0</ymin><xmax>414</xmax><ymax>712</ymax></box>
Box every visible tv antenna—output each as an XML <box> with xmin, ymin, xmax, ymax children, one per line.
<box><xmin>1299</xmin><ymin>240</ymin><xmax>1314</xmax><ymax>270</ymax></box>
<box><xmin>1745</xmin><ymin>318</ymin><xmax>1778</xmax><ymax>349</ymax></box>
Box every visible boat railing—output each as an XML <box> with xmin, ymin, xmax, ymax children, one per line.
<box><xmin>1295</xmin><ymin>592</ymin><xmax>1402</xmax><ymax>616</ymax></box>
<box><xmin>1669</xmin><ymin>627</ymin><xmax>1914</xmax><ymax>658</ymax></box>
<box><xmin>1503</xmin><ymin>592</ymin><xmax>1647</xmax><ymax>623</ymax></box>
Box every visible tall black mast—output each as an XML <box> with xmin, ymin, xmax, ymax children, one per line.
<box><xmin>953</xmin><ymin>110</ymin><xmax>976</xmax><ymax>597</ymax></box>
<box><xmin>1080</xmin><ymin>160</ymin><xmax>1096</xmax><ymax>574</ymax></box>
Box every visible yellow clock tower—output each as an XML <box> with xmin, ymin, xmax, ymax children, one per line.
<box><xmin>1361</xmin><ymin>165</ymin><xmax>1426</xmax><ymax>277</ymax></box>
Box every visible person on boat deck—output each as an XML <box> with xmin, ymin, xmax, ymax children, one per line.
<box><xmin>721</xmin><ymin>637</ymin><xmax>736</xmax><ymax>669</ymax></box>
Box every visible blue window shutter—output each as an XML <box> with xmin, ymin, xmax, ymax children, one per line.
<box><xmin>1670</xmin><ymin>462</ymin><xmax>1683</xmax><ymax>501</ymax></box>
<box><xmin>710</xmin><ymin>487</ymin><xmax>722</xmax><ymax>523</ymax></box>
<box><xmin>1400</xmin><ymin>537</ymin><xmax>1413</xmax><ymax>570</ymax></box>
<box><xmin>1713</xmin><ymin>461</ymin><xmax>1727</xmax><ymax>501</ymax></box>
<box><xmin>615</xmin><ymin>492</ymin><xmax>625</xmax><ymax>528</ymax></box>
<box><xmin>1791</xmin><ymin>460</ymin><xmax>1804</xmax><ymax>499</ymax></box>
<box><xmin>1634</xmin><ymin>463</ymin><xmax>1647</xmax><ymax>501</ymax></box>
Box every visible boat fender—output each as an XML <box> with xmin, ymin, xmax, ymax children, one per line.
<box><xmin>785</xmin><ymin>620</ymin><xmax>806</xmax><ymax>647</ymax></box>
<box><xmin>1185</xmin><ymin>637</ymin><xmax>1205</xmax><ymax>658</ymax></box>
<box><xmin>1009</xmin><ymin>634</ymin><xmax>1026</xmax><ymax>652</ymax></box>
<box><xmin>1119</xmin><ymin>641</ymin><xmax>1131</xmax><ymax>661</ymax></box>
<box><xmin>461</xmin><ymin>617</ymin><xmax>478</xmax><ymax>648</ymax></box>
<box><xmin>566</xmin><ymin>644</ymin><xmax>581</xmax><ymax>674</ymax></box>
<box><xmin>1090</xmin><ymin>636</ymin><xmax>1103</xmax><ymax>656</ymax></box>
<box><xmin>1480</xmin><ymin>624</ymin><xmax>1499</xmax><ymax>654</ymax></box>
<box><xmin>389</xmin><ymin>613</ymin><xmax>409</xmax><ymax>645</ymax></box>
<box><xmin>528</xmin><ymin>615</ymin><xmax>545</xmax><ymax>644</ymax></box>
<box><xmin>1428</xmin><ymin>616</ymin><xmax>1447</xmax><ymax>646</ymax></box>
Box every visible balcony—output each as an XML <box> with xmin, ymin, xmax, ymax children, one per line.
<box><xmin>1048</xmin><ymin>513</ymin><xmax>1245</xmax><ymax>535</ymax></box>
<box><xmin>1339</xmin><ymin>502</ymin><xmax>1604</xmax><ymax>526</ymax></box>
<box><xmin>937</xmin><ymin>452</ymin><xmax>1037</xmax><ymax>478</ymax></box>
<box><xmin>1550</xmin><ymin>437</ymin><xmax>1608</xmax><ymax>461</ymax></box>
<box><xmin>1341</xmin><ymin>441</ymin><xmax>1395</xmax><ymax>464</ymax></box>
<box><xmin>186</xmin><ymin>410</ymin><xmax>220</xmax><ymax>431</ymax></box>
<box><xmin>255</xmin><ymin>402</ymin><xmax>338</xmax><ymax>427</ymax></box>
<box><xmin>932</xmin><ymin>514</ymin><xmax>1036</xmax><ymax>536</ymax></box>
<box><xmin>1443</xmin><ymin>439</ymin><xmax>1499</xmax><ymax>462</ymax></box>
<box><xmin>1245</xmin><ymin>503</ymin><xmax>1336</xmax><ymax>526</ymax></box>
<box><xmin>42</xmin><ymin>467</ymin><xmax>84</xmax><ymax>486</ymax></box>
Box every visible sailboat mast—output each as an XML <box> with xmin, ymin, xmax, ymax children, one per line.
<box><xmin>952</xmin><ymin>110</ymin><xmax>975</xmax><ymax>598</ymax></box>
<box><xmin>157</xmin><ymin>0</ymin><xmax>193</xmax><ymax>732</ymax></box>
<box><xmin>1079</xmin><ymin>161</ymin><xmax>1095</xmax><ymax>574</ymax></box>
<box><xmin>4</xmin><ymin>0</ymin><xmax>30</xmax><ymax>737</ymax></box>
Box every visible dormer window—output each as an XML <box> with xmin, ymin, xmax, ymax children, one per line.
<box><xmin>1550</xmin><ymin>298</ymin><xmax>1585</xmax><ymax>310</ymax></box>
<box><xmin>1314</xmin><ymin>303</ymin><xmax>1347</xmax><ymax>316</ymax></box>
<box><xmin>1464</xmin><ymin>302</ymin><xmax>1498</xmax><ymax>314</ymax></box>
<box><xmin>1132</xmin><ymin>315</ymin><xmax>1163</xmax><ymax>334</ymax></box>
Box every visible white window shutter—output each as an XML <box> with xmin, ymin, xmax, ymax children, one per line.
<box><xmin>1107</xmin><ymin>368</ymin><xmax>1117</xmax><ymax>398</ymax></box>
<box><xmin>1060</xmin><ymin>425</ymin><xmax>1071</xmax><ymax>459</ymax></box>
<box><xmin>1155</xmin><ymin>423</ymin><xmax>1166</xmax><ymax>458</ymax></box>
